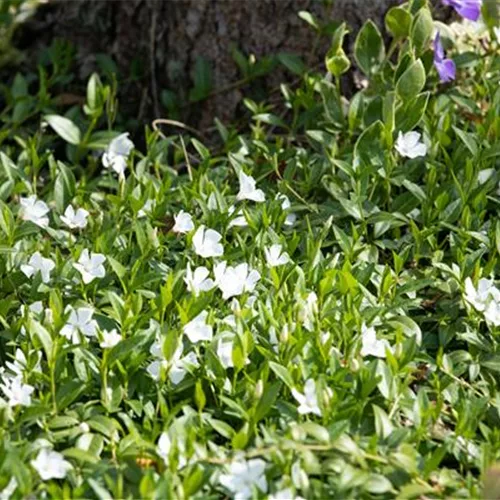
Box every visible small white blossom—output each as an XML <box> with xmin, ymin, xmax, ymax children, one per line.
<box><xmin>79</xmin><ymin>422</ymin><xmax>90</xmax><ymax>434</ymax></box>
<box><xmin>228</xmin><ymin>205</ymin><xmax>248</xmax><ymax>228</ymax></box>
<box><xmin>19</xmin><ymin>195</ymin><xmax>50</xmax><ymax>227</ymax></box>
<box><xmin>277</xmin><ymin>194</ymin><xmax>297</xmax><ymax>226</ymax></box>
<box><xmin>464</xmin><ymin>277</ymin><xmax>499</xmax><ymax>312</ymax></box>
<box><xmin>291</xmin><ymin>379</ymin><xmax>322</xmax><ymax>416</ymax></box>
<box><xmin>298</xmin><ymin>292</ymin><xmax>318</xmax><ymax>332</ymax></box>
<box><xmin>137</xmin><ymin>199</ymin><xmax>155</xmax><ymax>218</ymax></box>
<box><xmin>207</xmin><ymin>192</ymin><xmax>219</xmax><ymax>210</ymax></box>
<box><xmin>395</xmin><ymin>131</ymin><xmax>427</xmax><ymax>159</ymax></box>
<box><xmin>173</xmin><ymin>210</ymin><xmax>194</xmax><ymax>234</ymax></box>
<box><xmin>5</xmin><ymin>349</ymin><xmax>31</xmax><ymax>378</ymax></box>
<box><xmin>192</xmin><ymin>226</ymin><xmax>224</xmax><ymax>258</ymax></box>
<box><xmin>214</xmin><ymin>262</ymin><xmax>261</xmax><ymax>300</ymax></box>
<box><xmin>184</xmin><ymin>263</ymin><xmax>215</xmax><ymax>296</ymax></box>
<box><xmin>169</xmin><ymin>347</ymin><xmax>199</xmax><ymax>385</ymax></box>
<box><xmin>157</xmin><ymin>432</ymin><xmax>171</xmax><ymax>465</ymax></box>
<box><xmin>31</xmin><ymin>448</ymin><xmax>72</xmax><ymax>481</ymax></box>
<box><xmin>60</xmin><ymin>307</ymin><xmax>98</xmax><ymax>344</ymax></box>
<box><xmin>60</xmin><ymin>205</ymin><xmax>89</xmax><ymax>229</ymax></box>
<box><xmin>183</xmin><ymin>311</ymin><xmax>213</xmax><ymax>343</ymax></box>
<box><xmin>236</xmin><ymin>172</ymin><xmax>265</xmax><ymax>202</ymax></box>
<box><xmin>478</xmin><ymin>168</ymin><xmax>494</xmax><ymax>185</ymax></box>
<box><xmin>100</xmin><ymin>329</ymin><xmax>122</xmax><ymax>348</ymax></box>
<box><xmin>269</xmin><ymin>488</ymin><xmax>305</xmax><ymax>500</ymax></box>
<box><xmin>264</xmin><ymin>244</ymin><xmax>290</xmax><ymax>267</ymax></box>
<box><xmin>0</xmin><ymin>375</ymin><xmax>34</xmax><ymax>407</ymax></box>
<box><xmin>217</xmin><ymin>338</ymin><xmax>235</xmax><ymax>369</ymax></box>
<box><xmin>21</xmin><ymin>252</ymin><xmax>55</xmax><ymax>284</ymax></box>
<box><xmin>360</xmin><ymin>324</ymin><xmax>391</xmax><ymax>358</ymax></box>
<box><xmin>219</xmin><ymin>458</ymin><xmax>268</xmax><ymax>500</ymax></box>
<box><xmin>102</xmin><ymin>132</ymin><xmax>134</xmax><ymax>176</ymax></box>
<box><xmin>0</xmin><ymin>477</ymin><xmax>17</xmax><ymax>500</ymax></box>
<box><xmin>73</xmin><ymin>249</ymin><xmax>106</xmax><ymax>284</ymax></box>
<box><xmin>484</xmin><ymin>300</ymin><xmax>500</xmax><ymax>327</ymax></box>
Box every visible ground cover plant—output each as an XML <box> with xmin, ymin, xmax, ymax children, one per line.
<box><xmin>0</xmin><ymin>0</ymin><xmax>499</xmax><ymax>498</ymax></box>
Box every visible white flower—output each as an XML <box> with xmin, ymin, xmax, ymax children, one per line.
<box><xmin>214</xmin><ymin>262</ymin><xmax>261</xmax><ymax>300</ymax></box>
<box><xmin>60</xmin><ymin>205</ymin><xmax>89</xmax><ymax>229</ymax></box>
<box><xmin>183</xmin><ymin>311</ymin><xmax>213</xmax><ymax>343</ymax></box>
<box><xmin>19</xmin><ymin>195</ymin><xmax>50</xmax><ymax>227</ymax></box>
<box><xmin>157</xmin><ymin>432</ymin><xmax>171</xmax><ymax>465</ymax></box>
<box><xmin>100</xmin><ymin>329</ymin><xmax>122</xmax><ymax>348</ymax></box>
<box><xmin>173</xmin><ymin>210</ymin><xmax>194</xmax><ymax>234</ymax></box>
<box><xmin>184</xmin><ymin>263</ymin><xmax>215</xmax><ymax>296</ymax></box>
<box><xmin>395</xmin><ymin>131</ymin><xmax>427</xmax><ymax>159</ymax></box>
<box><xmin>0</xmin><ymin>376</ymin><xmax>34</xmax><ymax>407</ymax></box>
<box><xmin>264</xmin><ymin>244</ymin><xmax>290</xmax><ymax>267</ymax></box>
<box><xmin>298</xmin><ymin>292</ymin><xmax>318</xmax><ymax>332</ymax></box>
<box><xmin>5</xmin><ymin>349</ymin><xmax>28</xmax><ymax>377</ymax></box>
<box><xmin>236</xmin><ymin>172</ymin><xmax>265</xmax><ymax>202</ymax></box>
<box><xmin>484</xmin><ymin>300</ymin><xmax>500</xmax><ymax>327</ymax></box>
<box><xmin>291</xmin><ymin>379</ymin><xmax>321</xmax><ymax>416</ymax></box>
<box><xmin>192</xmin><ymin>226</ymin><xmax>224</xmax><ymax>258</ymax></box>
<box><xmin>478</xmin><ymin>168</ymin><xmax>494</xmax><ymax>185</ymax></box>
<box><xmin>146</xmin><ymin>359</ymin><xmax>164</xmax><ymax>381</ymax></box>
<box><xmin>360</xmin><ymin>324</ymin><xmax>391</xmax><ymax>358</ymax></box>
<box><xmin>102</xmin><ymin>132</ymin><xmax>134</xmax><ymax>176</ymax></box>
<box><xmin>278</xmin><ymin>194</ymin><xmax>297</xmax><ymax>226</ymax></box>
<box><xmin>464</xmin><ymin>277</ymin><xmax>497</xmax><ymax>312</ymax></box>
<box><xmin>217</xmin><ymin>338</ymin><xmax>235</xmax><ymax>368</ymax></box>
<box><xmin>278</xmin><ymin>194</ymin><xmax>296</xmax><ymax>225</ymax></box>
<box><xmin>169</xmin><ymin>347</ymin><xmax>199</xmax><ymax>384</ymax></box>
<box><xmin>0</xmin><ymin>477</ymin><xmax>17</xmax><ymax>500</ymax></box>
<box><xmin>73</xmin><ymin>249</ymin><xmax>106</xmax><ymax>284</ymax></box>
<box><xmin>21</xmin><ymin>252</ymin><xmax>55</xmax><ymax>284</ymax></box>
<box><xmin>207</xmin><ymin>192</ymin><xmax>219</xmax><ymax>210</ymax></box>
<box><xmin>269</xmin><ymin>488</ymin><xmax>305</xmax><ymax>500</ymax></box>
<box><xmin>228</xmin><ymin>205</ymin><xmax>248</xmax><ymax>228</ymax></box>
<box><xmin>60</xmin><ymin>307</ymin><xmax>98</xmax><ymax>344</ymax></box>
<box><xmin>137</xmin><ymin>199</ymin><xmax>155</xmax><ymax>218</ymax></box>
<box><xmin>219</xmin><ymin>458</ymin><xmax>268</xmax><ymax>500</ymax></box>
<box><xmin>31</xmin><ymin>448</ymin><xmax>72</xmax><ymax>481</ymax></box>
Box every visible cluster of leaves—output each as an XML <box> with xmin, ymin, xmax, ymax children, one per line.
<box><xmin>0</xmin><ymin>0</ymin><xmax>499</xmax><ymax>498</ymax></box>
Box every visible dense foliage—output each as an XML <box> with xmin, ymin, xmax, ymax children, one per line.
<box><xmin>0</xmin><ymin>0</ymin><xmax>499</xmax><ymax>498</ymax></box>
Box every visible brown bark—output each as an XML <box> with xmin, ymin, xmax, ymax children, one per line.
<box><xmin>25</xmin><ymin>0</ymin><xmax>403</xmax><ymax>130</ymax></box>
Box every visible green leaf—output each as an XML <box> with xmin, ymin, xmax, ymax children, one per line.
<box><xmin>354</xmin><ymin>120</ymin><xmax>385</xmax><ymax>167</ymax></box>
<box><xmin>354</xmin><ymin>20</ymin><xmax>385</xmax><ymax>75</ymax></box>
<box><xmin>452</xmin><ymin>126</ymin><xmax>478</xmax><ymax>156</ymax></box>
<box><xmin>189</xmin><ymin>57</ymin><xmax>213</xmax><ymax>102</ymax></box>
<box><xmin>277</xmin><ymin>53</ymin><xmax>306</xmax><ymax>75</ymax></box>
<box><xmin>396</xmin><ymin>60</ymin><xmax>426</xmax><ymax>101</ymax></box>
<box><xmin>365</xmin><ymin>474</ymin><xmax>393</xmax><ymax>494</ymax></box>
<box><xmin>28</xmin><ymin>319</ymin><xmax>53</xmax><ymax>363</ymax></box>
<box><xmin>45</xmin><ymin>114</ymin><xmax>81</xmax><ymax>145</ymax></box>
<box><xmin>54</xmin><ymin>161</ymin><xmax>76</xmax><ymax>212</ymax></box>
<box><xmin>325</xmin><ymin>50</ymin><xmax>351</xmax><ymax>77</ymax></box>
<box><xmin>396</xmin><ymin>91</ymin><xmax>429</xmax><ymax>131</ymax></box>
<box><xmin>410</xmin><ymin>8</ymin><xmax>434</xmax><ymax>53</ymax></box>
<box><xmin>253</xmin><ymin>113</ymin><xmax>288</xmax><ymax>129</ymax></box>
<box><xmin>385</xmin><ymin>6</ymin><xmax>412</xmax><ymax>39</ymax></box>
<box><xmin>86</xmin><ymin>73</ymin><xmax>102</xmax><ymax>113</ymax></box>
<box><xmin>373</xmin><ymin>404</ymin><xmax>393</xmax><ymax>439</ymax></box>
<box><xmin>254</xmin><ymin>382</ymin><xmax>281</xmax><ymax>422</ymax></box>
<box><xmin>269</xmin><ymin>361</ymin><xmax>294</xmax><ymax>389</ymax></box>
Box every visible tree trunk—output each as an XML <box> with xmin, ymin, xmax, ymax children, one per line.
<box><xmin>27</xmin><ymin>0</ymin><xmax>402</xmax><ymax>130</ymax></box>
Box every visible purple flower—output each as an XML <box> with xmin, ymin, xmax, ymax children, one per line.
<box><xmin>442</xmin><ymin>0</ymin><xmax>482</xmax><ymax>21</ymax></box>
<box><xmin>433</xmin><ymin>33</ymin><xmax>456</xmax><ymax>83</ymax></box>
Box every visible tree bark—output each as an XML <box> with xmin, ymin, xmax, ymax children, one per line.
<box><xmin>26</xmin><ymin>0</ymin><xmax>402</xmax><ymax>130</ymax></box>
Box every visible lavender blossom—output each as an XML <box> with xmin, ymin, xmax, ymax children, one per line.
<box><xmin>433</xmin><ymin>33</ymin><xmax>456</xmax><ymax>83</ymax></box>
<box><xmin>442</xmin><ymin>0</ymin><xmax>482</xmax><ymax>22</ymax></box>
